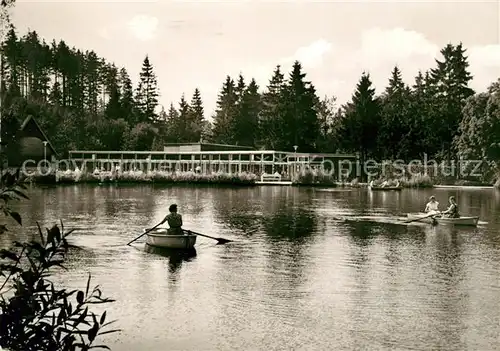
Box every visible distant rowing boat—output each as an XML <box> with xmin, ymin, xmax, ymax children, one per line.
<box><xmin>369</xmin><ymin>185</ymin><xmax>403</xmax><ymax>191</ymax></box>
<box><xmin>406</xmin><ymin>213</ymin><xmax>479</xmax><ymax>226</ymax></box>
<box><xmin>145</xmin><ymin>228</ymin><xmax>197</xmax><ymax>249</ymax></box>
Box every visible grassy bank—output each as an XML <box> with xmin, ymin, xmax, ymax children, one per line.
<box><xmin>21</xmin><ymin>168</ymin><xmax>500</xmax><ymax>189</ymax></box>
<box><xmin>292</xmin><ymin>169</ymin><xmax>338</xmax><ymax>187</ymax></box>
<box><xmin>292</xmin><ymin>170</ymin><xmax>436</xmax><ymax>188</ymax></box>
<box><xmin>52</xmin><ymin>170</ymin><xmax>258</xmax><ymax>185</ymax></box>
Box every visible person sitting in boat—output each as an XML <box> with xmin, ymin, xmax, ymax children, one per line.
<box><xmin>424</xmin><ymin>195</ymin><xmax>440</xmax><ymax>214</ymax></box>
<box><xmin>160</xmin><ymin>204</ymin><xmax>185</xmax><ymax>235</ymax></box>
<box><xmin>380</xmin><ymin>178</ymin><xmax>389</xmax><ymax>187</ymax></box>
<box><xmin>440</xmin><ymin>196</ymin><xmax>460</xmax><ymax>218</ymax></box>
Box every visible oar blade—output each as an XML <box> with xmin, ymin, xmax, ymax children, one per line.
<box><xmin>216</xmin><ymin>238</ymin><xmax>232</xmax><ymax>245</ymax></box>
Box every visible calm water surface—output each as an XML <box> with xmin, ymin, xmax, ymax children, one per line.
<box><xmin>3</xmin><ymin>185</ymin><xmax>500</xmax><ymax>351</ymax></box>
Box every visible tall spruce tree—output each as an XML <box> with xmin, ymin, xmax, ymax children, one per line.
<box><xmin>235</xmin><ymin>74</ymin><xmax>246</xmax><ymax>105</ymax></box>
<box><xmin>233</xmin><ymin>78</ymin><xmax>261</xmax><ymax>147</ymax></box>
<box><xmin>429</xmin><ymin>43</ymin><xmax>474</xmax><ymax>159</ymax></box>
<box><xmin>165</xmin><ymin>102</ymin><xmax>180</xmax><ymax>142</ymax></box>
<box><xmin>341</xmin><ymin>72</ymin><xmax>380</xmax><ymax>165</ymax></box>
<box><xmin>258</xmin><ymin>65</ymin><xmax>285</xmax><ymax>149</ymax></box>
<box><xmin>135</xmin><ymin>55</ymin><xmax>159</xmax><ymax>122</ymax></box>
<box><xmin>178</xmin><ymin>94</ymin><xmax>190</xmax><ymax>142</ymax></box>
<box><xmin>315</xmin><ymin>95</ymin><xmax>338</xmax><ymax>153</ymax></box>
<box><xmin>118</xmin><ymin>67</ymin><xmax>135</xmax><ymax>124</ymax></box>
<box><xmin>377</xmin><ymin>66</ymin><xmax>413</xmax><ymax>160</ymax></box>
<box><xmin>212</xmin><ymin>76</ymin><xmax>238</xmax><ymax>144</ymax></box>
<box><xmin>281</xmin><ymin>61</ymin><xmax>320</xmax><ymax>152</ymax></box>
<box><xmin>104</xmin><ymin>64</ymin><xmax>121</xmax><ymax>120</ymax></box>
<box><xmin>188</xmin><ymin>88</ymin><xmax>205</xmax><ymax>142</ymax></box>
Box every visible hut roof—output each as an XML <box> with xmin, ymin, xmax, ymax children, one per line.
<box><xmin>19</xmin><ymin>115</ymin><xmax>58</xmax><ymax>157</ymax></box>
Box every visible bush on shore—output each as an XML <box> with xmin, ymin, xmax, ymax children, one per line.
<box><xmin>292</xmin><ymin>169</ymin><xmax>337</xmax><ymax>186</ymax></box>
<box><xmin>400</xmin><ymin>174</ymin><xmax>434</xmax><ymax>188</ymax></box>
<box><xmin>54</xmin><ymin>170</ymin><xmax>257</xmax><ymax>185</ymax></box>
<box><xmin>0</xmin><ymin>169</ymin><xmax>118</xmax><ymax>350</ymax></box>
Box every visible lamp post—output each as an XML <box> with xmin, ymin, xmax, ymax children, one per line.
<box><xmin>293</xmin><ymin>145</ymin><xmax>298</xmax><ymax>177</ymax></box>
<box><xmin>43</xmin><ymin>141</ymin><xmax>48</xmax><ymax>170</ymax></box>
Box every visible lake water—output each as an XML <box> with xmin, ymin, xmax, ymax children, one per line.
<box><xmin>3</xmin><ymin>184</ymin><xmax>500</xmax><ymax>350</ymax></box>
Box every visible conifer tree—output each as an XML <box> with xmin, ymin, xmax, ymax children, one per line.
<box><xmin>429</xmin><ymin>43</ymin><xmax>474</xmax><ymax>159</ymax></box>
<box><xmin>377</xmin><ymin>66</ymin><xmax>412</xmax><ymax>160</ymax></box>
<box><xmin>233</xmin><ymin>78</ymin><xmax>261</xmax><ymax>147</ymax></box>
<box><xmin>135</xmin><ymin>55</ymin><xmax>159</xmax><ymax>122</ymax></box>
<box><xmin>341</xmin><ymin>72</ymin><xmax>380</xmax><ymax>165</ymax></box>
<box><xmin>259</xmin><ymin>65</ymin><xmax>285</xmax><ymax>149</ymax></box>
<box><xmin>280</xmin><ymin>61</ymin><xmax>320</xmax><ymax>152</ymax></box>
<box><xmin>178</xmin><ymin>94</ymin><xmax>190</xmax><ymax>142</ymax></box>
<box><xmin>212</xmin><ymin>76</ymin><xmax>238</xmax><ymax>144</ymax></box>
<box><xmin>188</xmin><ymin>88</ymin><xmax>205</xmax><ymax>142</ymax></box>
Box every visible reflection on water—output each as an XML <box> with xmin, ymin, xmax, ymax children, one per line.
<box><xmin>144</xmin><ymin>245</ymin><xmax>197</xmax><ymax>275</ymax></box>
<box><xmin>2</xmin><ymin>184</ymin><xmax>500</xmax><ymax>350</ymax></box>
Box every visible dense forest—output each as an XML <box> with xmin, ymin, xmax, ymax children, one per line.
<box><xmin>1</xmin><ymin>22</ymin><xmax>499</xmax><ymax>177</ymax></box>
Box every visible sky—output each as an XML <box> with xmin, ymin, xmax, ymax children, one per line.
<box><xmin>8</xmin><ymin>0</ymin><xmax>500</xmax><ymax>118</ymax></box>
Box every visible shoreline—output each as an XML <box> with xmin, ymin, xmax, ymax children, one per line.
<box><xmin>22</xmin><ymin>177</ymin><xmax>499</xmax><ymax>189</ymax></box>
<box><xmin>9</xmin><ymin>169</ymin><xmax>498</xmax><ymax>189</ymax></box>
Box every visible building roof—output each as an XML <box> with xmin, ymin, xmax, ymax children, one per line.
<box><xmin>19</xmin><ymin>115</ymin><xmax>58</xmax><ymax>157</ymax></box>
<box><xmin>164</xmin><ymin>142</ymin><xmax>254</xmax><ymax>150</ymax></box>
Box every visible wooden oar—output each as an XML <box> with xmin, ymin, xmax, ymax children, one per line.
<box><xmin>185</xmin><ymin>229</ymin><xmax>233</xmax><ymax>245</ymax></box>
<box><xmin>404</xmin><ymin>212</ymin><xmax>439</xmax><ymax>223</ymax></box>
<box><xmin>127</xmin><ymin>222</ymin><xmax>162</xmax><ymax>246</ymax></box>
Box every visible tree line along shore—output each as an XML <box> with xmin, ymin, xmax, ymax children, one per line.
<box><xmin>1</xmin><ymin>24</ymin><xmax>499</xmax><ymax>188</ymax></box>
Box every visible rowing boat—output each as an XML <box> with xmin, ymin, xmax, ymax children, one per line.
<box><xmin>406</xmin><ymin>213</ymin><xmax>479</xmax><ymax>226</ymax></box>
<box><xmin>369</xmin><ymin>185</ymin><xmax>403</xmax><ymax>191</ymax></box>
<box><xmin>145</xmin><ymin>228</ymin><xmax>197</xmax><ymax>249</ymax></box>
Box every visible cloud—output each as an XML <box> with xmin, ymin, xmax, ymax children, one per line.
<box><xmin>469</xmin><ymin>45</ymin><xmax>500</xmax><ymax>68</ymax></box>
<box><xmin>238</xmin><ymin>39</ymin><xmax>333</xmax><ymax>90</ymax></box>
<box><xmin>128</xmin><ymin>14</ymin><xmax>159</xmax><ymax>41</ymax></box>
<box><xmin>316</xmin><ymin>27</ymin><xmax>500</xmax><ymax>104</ymax></box>
<box><xmin>97</xmin><ymin>27</ymin><xmax>112</xmax><ymax>40</ymax></box>
<box><xmin>281</xmin><ymin>39</ymin><xmax>333</xmax><ymax>69</ymax></box>
<box><xmin>206</xmin><ymin>28</ymin><xmax>500</xmax><ymax>114</ymax></box>
<box><xmin>360</xmin><ymin>27</ymin><xmax>439</xmax><ymax>63</ymax></box>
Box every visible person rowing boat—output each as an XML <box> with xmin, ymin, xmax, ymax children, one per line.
<box><xmin>440</xmin><ymin>196</ymin><xmax>460</xmax><ymax>218</ymax></box>
<box><xmin>424</xmin><ymin>195</ymin><xmax>440</xmax><ymax>215</ymax></box>
<box><xmin>159</xmin><ymin>204</ymin><xmax>186</xmax><ymax>235</ymax></box>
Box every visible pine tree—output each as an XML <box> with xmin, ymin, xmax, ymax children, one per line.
<box><xmin>281</xmin><ymin>61</ymin><xmax>320</xmax><ymax>152</ymax></box>
<box><xmin>315</xmin><ymin>95</ymin><xmax>338</xmax><ymax>152</ymax></box>
<box><xmin>408</xmin><ymin>70</ymin><xmax>439</xmax><ymax>158</ymax></box>
<box><xmin>1</xmin><ymin>25</ymin><xmax>20</xmax><ymax>91</ymax></box>
<box><xmin>165</xmin><ymin>102</ymin><xmax>180</xmax><ymax>142</ymax></box>
<box><xmin>118</xmin><ymin>68</ymin><xmax>135</xmax><ymax>124</ymax></box>
<box><xmin>429</xmin><ymin>43</ymin><xmax>475</xmax><ymax>159</ymax></box>
<box><xmin>178</xmin><ymin>94</ymin><xmax>190</xmax><ymax>142</ymax></box>
<box><xmin>212</xmin><ymin>76</ymin><xmax>238</xmax><ymax>144</ymax></box>
<box><xmin>83</xmin><ymin>50</ymin><xmax>100</xmax><ymax>115</ymax></box>
<box><xmin>104</xmin><ymin>65</ymin><xmax>121</xmax><ymax>120</ymax></box>
<box><xmin>235</xmin><ymin>74</ymin><xmax>246</xmax><ymax>103</ymax></box>
<box><xmin>152</xmin><ymin>105</ymin><xmax>169</xmax><ymax>150</ymax></box>
<box><xmin>259</xmin><ymin>65</ymin><xmax>285</xmax><ymax>149</ymax></box>
<box><xmin>341</xmin><ymin>72</ymin><xmax>380</xmax><ymax>165</ymax></box>
<box><xmin>135</xmin><ymin>55</ymin><xmax>159</xmax><ymax>122</ymax></box>
<box><xmin>233</xmin><ymin>78</ymin><xmax>261</xmax><ymax>147</ymax></box>
<box><xmin>188</xmin><ymin>88</ymin><xmax>205</xmax><ymax>142</ymax></box>
<box><xmin>378</xmin><ymin>66</ymin><xmax>413</xmax><ymax>160</ymax></box>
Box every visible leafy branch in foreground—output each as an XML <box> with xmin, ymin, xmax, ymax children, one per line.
<box><xmin>0</xmin><ymin>169</ymin><xmax>27</xmax><ymax>234</ymax></box>
<box><xmin>0</xmin><ymin>169</ymin><xmax>120</xmax><ymax>350</ymax></box>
